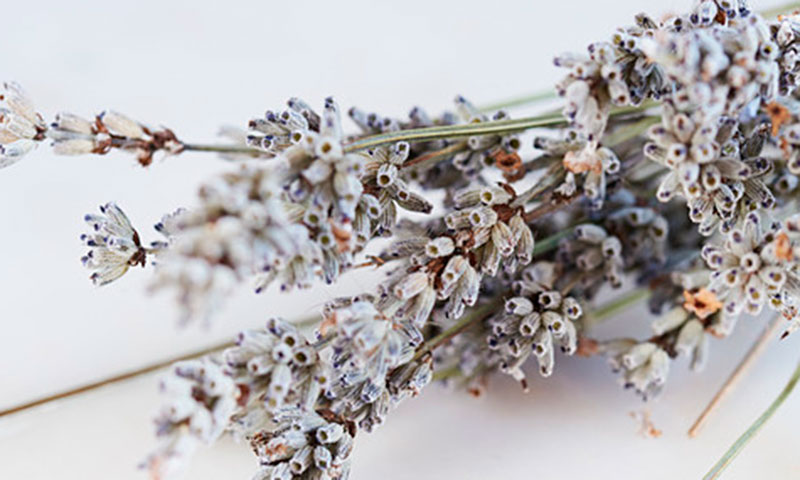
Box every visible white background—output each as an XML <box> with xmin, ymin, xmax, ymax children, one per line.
<box><xmin>1</xmin><ymin>0</ymin><xmax>800</xmax><ymax>478</ymax></box>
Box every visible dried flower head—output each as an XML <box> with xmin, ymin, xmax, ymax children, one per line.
<box><xmin>144</xmin><ymin>359</ymin><xmax>237</xmax><ymax>479</ymax></box>
<box><xmin>603</xmin><ymin>339</ymin><xmax>670</xmax><ymax>399</ymax></box>
<box><xmin>645</xmin><ymin>105</ymin><xmax>774</xmax><ymax>235</ymax></box>
<box><xmin>223</xmin><ymin>317</ymin><xmax>327</xmax><ymax>430</ymax></box>
<box><xmin>48</xmin><ymin>110</ymin><xmax>183</xmax><ymax>166</ymax></box>
<box><xmin>0</xmin><ymin>81</ymin><xmax>46</xmax><ymax>168</ymax></box>
<box><xmin>81</xmin><ymin>202</ymin><xmax>147</xmax><ymax>285</ymax></box>
<box><xmin>702</xmin><ymin>212</ymin><xmax>800</xmax><ymax>317</ymax></box>
<box><xmin>489</xmin><ymin>261</ymin><xmax>583</xmax><ymax>385</ymax></box>
<box><xmin>250</xmin><ymin>407</ymin><xmax>354</xmax><ymax>480</ymax></box>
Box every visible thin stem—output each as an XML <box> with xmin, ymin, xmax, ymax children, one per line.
<box><xmin>343</xmin><ymin>103</ymin><xmax>654</xmax><ymax>153</ymax></box>
<box><xmin>559</xmin><ymin>273</ymin><xmax>585</xmax><ymax>296</ymax></box>
<box><xmin>689</xmin><ymin>315</ymin><xmax>782</xmax><ymax>438</ymax></box>
<box><xmin>0</xmin><ymin>340</ymin><xmax>235</xmax><ymax>418</ymax></box>
<box><xmin>0</xmin><ymin>314</ymin><xmax>321</xmax><ymax>418</ymax></box>
<box><xmin>532</xmin><ymin>227</ymin><xmax>574</xmax><ymax>256</ymax></box>
<box><xmin>510</xmin><ymin>161</ymin><xmax>564</xmax><ymax>208</ymax></box>
<box><xmin>180</xmin><ymin>97</ymin><xmax>653</xmax><ymax>160</ymax></box>
<box><xmin>523</xmin><ymin>194</ymin><xmax>578</xmax><ymax>222</ymax></box>
<box><xmin>432</xmin><ymin>365</ymin><xmax>461</xmax><ymax>382</ymax></box>
<box><xmin>478</xmin><ymin>89</ymin><xmax>558</xmax><ymax>112</ymax></box>
<box><xmin>704</xmin><ymin>357</ymin><xmax>800</xmax><ymax>480</ymax></box>
<box><xmin>584</xmin><ymin>288</ymin><xmax>652</xmax><ymax>328</ymax></box>
<box><xmin>402</xmin><ymin>141</ymin><xmax>468</xmax><ymax>169</ymax></box>
<box><xmin>602</xmin><ymin>116</ymin><xmax>660</xmax><ymax>148</ymax></box>
<box><xmin>343</xmin><ymin>114</ymin><xmax>566</xmax><ymax>153</ymax></box>
<box><xmin>411</xmin><ymin>296</ymin><xmax>505</xmax><ymax>363</ymax></box>
<box><xmin>344</xmin><ymin>102</ymin><xmax>653</xmax><ymax>152</ymax></box>
<box><xmin>182</xmin><ymin>143</ymin><xmax>265</xmax><ymax>157</ymax></box>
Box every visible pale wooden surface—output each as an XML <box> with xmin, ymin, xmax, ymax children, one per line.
<box><xmin>1</xmin><ymin>0</ymin><xmax>799</xmax><ymax>478</ymax></box>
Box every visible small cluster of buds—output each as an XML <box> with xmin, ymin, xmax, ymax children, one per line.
<box><xmin>557</xmin><ymin>224</ymin><xmax>624</xmax><ymax>294</ymax></box>
<box><xmin>223</xmin><ymin>318</ymin><xmax>328</xmax><ymax>433</ymax></box>
<box><xmin>447</xmin><ymin>183</ymin><xmax>535</xmax><ymax>275</ymax></box>
<box><xmin>322</xmin><ymin>298</ymin><xmax>432</xmax><ymax>432</ymax></box>
<box><xmin>350</xmin><ymin>96</ymin><xmax>524</xmax><ymax>181</ymax></box>
<box><xmin>645</xmin><ymin>104</ymin><xmax>774</xmax><ymax>235</ymax></box>
<box><xmin>378</xmin><ymin>234</ymin><xmax>477</xmax><ymax>329</ymax></box>
<box><xmin>250</xmin><ymin>408</ymin><xmax>354</xmax><ymax>480</ymax></box>
<box><xmin>703</xmin><ymin>211</ymin><xmax>800</xmax><ymax>319</ymax></box>
<box><xmin>490</xmin><ymin>261</ymin><xmax>582</xmax><ymax>384</ymax></box>
<box><xmin>600</xmin><ymin>294</ymin><xmax>719</xmax><ymax>399</ymax></box>
<box><xmin>144</xmin><ymin>359</ymin><xmax>237</xmax><ymax>479</ymax></box>
<box><xmin>147</xmin><ymin>166</ymin><xmax>307</xmax><ymax>320</ymax></box>
<box><xmin>251</xmin><ymin>98</ymin><xmax>432</xmax><ymax>288</ymax></box>
<box><xmin>356</xmin><ymin>141</ymin><xmax>433</xmax><ymax>239</ymax></box>
<box><xmin>602</xmin><ymin>339</ymin><xmax>671</xmax><ymax>400</ymax></box>
<box><xmin>0</xmin><ymin>82</ymin><xmax>46</xmax><ymax>167</ymax></box>
<box><xmin>771</xmin><ymin>13</ymin><xmax>800</xmax><ymax>96</ymax></box>
<box><xmin>534</xmin><ymin>134</ymin><xmax>622</xmax><ymax>210</ymax></box>
<box><xmin>644</xmin><ymin>2</ymin><xmax>777</xmax><ymax>117</ymax></box>
<box><xmin>80</xmin><ymin>202</ymin><xmax>147</xmax><ymax>285</ymax></box>
<box><xmin>555</xmin><ymin>13</ymin><xmax>664</xmax><ymax>141</ymax></box>
<box><xmin>246</xmin><ymin>97</ymin><xmax>319</xmax><ymax>156</ymax></box>
<box><xmin>449</xmin><ymin>96</ymin><xmax>523</xmax><ymax>178</ymax></box>
<box><xmin>48</xmin><ymin>110</ymin><xmax>183</xmax><ymax>166</ymax></box>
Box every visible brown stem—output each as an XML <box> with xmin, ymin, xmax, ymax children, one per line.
<box><xmin>0</xmin><ymin>315</ymin><xmax>321</xmax><ymax>418</ymax></box>
<box><xmin>559</xmin><ymin>273</ymin><xmax>585</xmax><ymax>296</ymax></box>
<box><xmin>688</xmin><ymin>315</ymin><xmax>782</xmax><ymax>438</ymax></box>
<box><xmin>0</xmin><ymin>340</ymin><xmax>235</xmax><ymax>418</ymax></box>
<box><xmin>523</xmin><ymin>193</ymin><xmax>578</xmax><ymax>222</ymax></box>
<box><xmin>402</xmin><ymin>142</ymin><xmax>467</xmax><ymax>169</ymax></box>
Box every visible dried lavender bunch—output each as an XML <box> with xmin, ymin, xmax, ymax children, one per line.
<box><xmin>7</xmin><ymin>1</ymin><xmax>800</xmax><ymax>478</ymax></box>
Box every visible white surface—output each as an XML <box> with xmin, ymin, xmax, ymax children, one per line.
<box><xmin>1</xmin><ymin>0</ymin><xmax>799</xmax><ymax>478</ymax></box>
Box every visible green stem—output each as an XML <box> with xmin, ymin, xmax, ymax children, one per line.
<box><xmin>344</xmin><ymin>113</ymin><xmax>565</xmax><ymax>153</ymax></box>
<box><xmin>584</xmin><ymin>288</ymin><xmax>652</xmax><ymax>328</ymax></box>
<box><xmin>602</xmin><ymin>116</ymin><xmax>660</xmax><ymax>148</ymax></box>
<box><xmin>342</xmin><ymin>103</ymin><xmax>655</xmax><ymax>153</ymax></box>
<box><xmin>411</xmin><ymin>296</ymin><xmax>505</xmax><ymax>363</ymax></box>
<box><xmin>183</xmin><ymin>143</ymin><xmax>265</xmax><ymax>157</ymax></box>
<box><xmin>478</xmin><ymin>89</ymin><xmax>558</xmax><ymax>112</ymax></box>
<box><xmin>532</xmin><ymin>228</ymin><xmax>573</xmax><ymax>256</ymax></box>
<box><xmin>704</xmin><ymin>358</ymin><xmax>800</xmax><ymax>480</ymax></box>
<box><xmin>182</xmin><ymin>97</ymin><xmax>653</xmax><ymax>159</ymax></box>
<box><xmin>432</xmin><ymin>364</ymin><xmax>461</xmax><ymax>382</ymax></box>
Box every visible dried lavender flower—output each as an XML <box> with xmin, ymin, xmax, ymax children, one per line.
<box><xmin>603</xmin><ymin>339</ymin><xmax>671</xmax><ymax>400</ymax></box>
<box><xmin>490</xmin><ymin>262</ymin><xmax>583</xmax><ymax>385</ymax></box>
<box><xmin>223</xmin><ymin>317</ymin><xmax>328</xmax><ymax>430</ymax></box>
<box><xmin>645</xmin><ymin>104</ymin><xmax>774</xmax><ymax>235</ymax></box>
<box><xmin>143</xmin><ymin>359</ymin><xmax>237</xmax><ymax>479</ymax></box>
<box><xmin>0</xmin><ymin>81</ymin><xmax>46</xmax><ymax>168</ymax></box>
<box><xmin>250</xmin><ymin>408</ymin><xmax>354</xmax><ymax>480</ymax></box>
<box><xmin>81</xmin><ymin>202</ymin><xmax>147</xmax><ymax>285</ymax></box>
<box><xmin>703</xmin><ymin>211</ymin><xmax>800</xmax><ymax>317</ymax></box>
